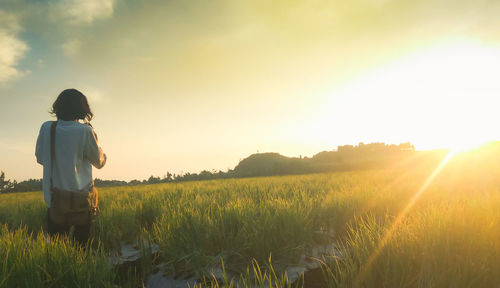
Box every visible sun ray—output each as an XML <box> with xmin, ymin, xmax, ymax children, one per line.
<box><xmin>354</xmin><ymin>151</ymin><xmax>456</xmax><ymax>286</ymax></box>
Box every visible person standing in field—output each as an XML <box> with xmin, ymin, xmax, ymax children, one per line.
<box><xmin>35</xmin><ymin>89</ymin><xmax>106</xmax><ymax>245</ymax></box>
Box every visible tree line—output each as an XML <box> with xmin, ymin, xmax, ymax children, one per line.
<box><xmin>0</xmin><ymin>170</ymin><xmax>234</xmax><ymax>193</ymax></box>
<box><xmin>1</xmin><ymin>172</ymin><xmax>44</xmax><ymax>193</ymax></box>
<box><xmin>1</xmin><ymin>142</ymin><xmax>426</xmax><ymax>193</ymax></box>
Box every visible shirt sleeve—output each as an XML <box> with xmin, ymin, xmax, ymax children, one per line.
<box><xmin>84</xmin><ymin>126</ymin><xmax>107</xmax><ymax>169</ymax></box>
<box><xmin>35</xmin><ymin>124</ymin><xmax>44</xmax><ymax>165</ymax></box>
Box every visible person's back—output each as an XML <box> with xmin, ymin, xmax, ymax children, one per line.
<box><xmin>35</xmin><ymin>88</ymin><xmax>106</xmax><ymax>245</ymax></box>
<box><xmin>36</xmin><ymin>120</ymin><xmax>106</xmax><ymax>204</ymax></box>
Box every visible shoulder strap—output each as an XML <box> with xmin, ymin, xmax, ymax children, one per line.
<box><xmin>50</xmin><ymin>121</ymin><xmax>58</xmax><ymax>190</ymax></box>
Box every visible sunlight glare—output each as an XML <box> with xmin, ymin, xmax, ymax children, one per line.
<box><xmin>312</xmin><ymin>40</ymin><xmax>500</xmax><ymax>150</ymax></box>
<box><xmin>354</xmin><ymin>150</ymin><xmax>455</xmax><ymax>285</ymax></box>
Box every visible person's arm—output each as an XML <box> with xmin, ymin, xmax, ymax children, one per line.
<box><xmin>35</xmin><ymin>124</ymin><xmax>44</xmax><ymax>165</ymax></box>
<box><xmin>84</xmin><ymin>125</ymin><xmax>107</xmax><ymax>169</ymax></box>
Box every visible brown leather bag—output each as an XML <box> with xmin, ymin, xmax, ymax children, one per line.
<box><xmin>49</xmin><ymin>121</ymin><xmax>99</xmax><ymax>226</ymax></box>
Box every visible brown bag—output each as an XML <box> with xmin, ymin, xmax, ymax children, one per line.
<box><xmin>49</xmin><ymin>186</ymin><xmax>99</xmax><ymax>225</ymax></box>
<box><xmin>49</xmin><ymin>121</ymin><xmax>99</xmax><ymax>226</ymax></box>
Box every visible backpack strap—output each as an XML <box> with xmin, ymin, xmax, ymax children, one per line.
<box><xmin>50</xmin><ymin>121</ymin><xmax>58</xmax><ymax>190</ymax></box>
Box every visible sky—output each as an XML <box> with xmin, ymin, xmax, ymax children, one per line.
<box><xmin>1</xmin><ymin>0</ymin><xmax>500</xmax><ymax>181</ymax></box>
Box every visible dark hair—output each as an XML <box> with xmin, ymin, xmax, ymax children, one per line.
<box><xmin>50</xmin><ymin>89</ymin><xmax>93</xmax><ymax>122</ymax></box>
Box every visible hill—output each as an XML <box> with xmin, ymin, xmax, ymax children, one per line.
<box><xmin>5</xmin><ymin>141</ymin><xmax>500</xmax><ymax>192</ymax></box>
<box><xmin>233</xmin><ymin>142</ymin><xmax>421</xmax><ymax>177</ymax></box>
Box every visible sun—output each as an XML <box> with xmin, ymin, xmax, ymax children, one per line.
<box><xmin>447</xmin><ymin>137</ymin><xmax>489</xmax><ymax>154</ymax></box>
<box><xmin>311</xmin><ymin>39</ymin><xmax>500</xmax><ymax>152</ymax></box>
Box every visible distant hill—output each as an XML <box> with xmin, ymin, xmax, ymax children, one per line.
<box><xmin>233</xmin><ymin>142</ymin><xmax>420</xmax><ymax>177</ymax></box>
<box><xmin>232</xmin><ymin>153</ymin><xmax>306</xmax><ymax>177</ymax></box>
<box><xmin>4</xmin><ymin>141</ymin><xmax>500</xmax><ymax>193</ymax></box>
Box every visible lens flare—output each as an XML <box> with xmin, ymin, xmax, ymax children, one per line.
<box><xmin>354</xmin><ymin>151</ymin><xmax>456</xmax><ymax>286</ymax></box>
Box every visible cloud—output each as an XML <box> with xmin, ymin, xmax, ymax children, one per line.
<box><xmin>62</xmin><ymin>39</ymin><xmax>82</xmax><ymax>57</ymax></box>
<box><xmin>51</xmin><ymin>0</ymin><xmax>116</xmax><ymax>25</ymax></box>
<box><xmin>0</xmin><ymin>10</ymin><xmax>29</xmax><ymax>84</ymax></box>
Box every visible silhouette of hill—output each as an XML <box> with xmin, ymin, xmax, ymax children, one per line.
<box><xmin>233</xmin><ymin>153</ymin><xmax>306</xmax><ymax>177</ymax></box>
<box><xmin>4</xmin><ymin>141</ymin><xmax>500</xmax><ymax>193</ymax></box>
<box><xmin>233</xmin><ymin>142</ymin><xmax>418</xmax><ymax>176</ymax></box>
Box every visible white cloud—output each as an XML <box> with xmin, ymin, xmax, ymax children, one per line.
<box><xmin>61</xmin><ymin>39</ymin><xmax>82</xmax><ymax>57</ymax></box>
<box><xmin>51</xmin><ymin>0</ymin><xmax>116</xmax><ymax>25</ymax></box>
<box><xmin>0</xmin><ymin>10</ymin><xmax>29</xmax><ymax>84</ymax></box>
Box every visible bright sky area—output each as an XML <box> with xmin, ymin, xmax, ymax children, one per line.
<box><xmin>1</xmin><ymin>0</ymin><xmax>499</xmax><ymax>181</ymax></box>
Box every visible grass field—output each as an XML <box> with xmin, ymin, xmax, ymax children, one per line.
<box><xmin>1</xmin><ymin>146</ymin><xmax>500</xmax><ymax>287</ymax></box>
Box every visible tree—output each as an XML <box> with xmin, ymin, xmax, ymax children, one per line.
<box><xmin>147</xmin><ymin>175</ymin><xmax>161</xmax><ymax>184</ymax></box>
<box><xmin>165</xmin><ymin>172</ymin><xmax>173</xmax><ymax>182</ymax></box>
<box><xmin>0</xmin><ymin>171</ymin><xmax>6</xmax><ymax>192</ymax></box>
<box><xmin>0</xmin><ymin>171</ymin><xmax>15</xmax><ymax>193</ymax></box>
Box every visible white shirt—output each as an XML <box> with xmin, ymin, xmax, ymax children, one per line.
<box><xmin>35</xmin><ymin>120</ymin><xmax>106</xmax><ymax>207</ymax></box>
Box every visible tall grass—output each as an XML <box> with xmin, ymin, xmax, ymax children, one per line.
<box><xmin>0</xmin><ymin>225</ymin><xmax>114</xmax><ymax>287</ymax></box>
<box><xmin>319</xmin><ymin>152</ymin><xmax>500</xmax><ymax>287</ymax></box>
<box><xmin>321</xmin><ymin>201</ymin><xmax>500</xmax><ymax>287</ymax></box>
<box><xmin>149</xmin><ymin>178</ymin><xmax>324</xmax><ymax>276</ymax></box>
<box><xmin>0</xmin><ymin>192</ymin><xmax>46</xmax><ymax>232</ymax></box>
<box><xmin>1</xmin><ymin>149</ymin><xmax>500</xmax><ymax>286</ymax></box>
<box><xmin>201</xmin><ymin>257</ymin><xmax>303</xmax><ymax>288</ymax></box>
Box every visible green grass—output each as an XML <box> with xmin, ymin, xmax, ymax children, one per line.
<box><xmin>0</xmin><ymin>225</ymin><xmax>114</xmax><ymax>288</ymax></box>
<box><xmin>1</xmin><ymin>149</ymin><xmax>500</xmax><ymax>287</ymax></box>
